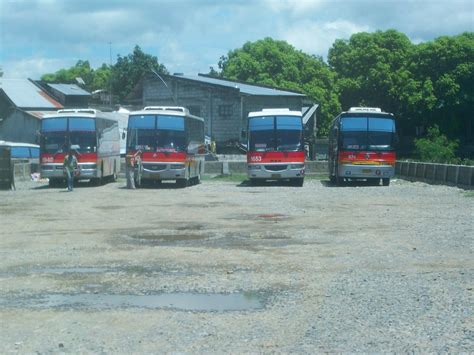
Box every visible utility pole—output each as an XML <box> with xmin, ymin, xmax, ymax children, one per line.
<box><xmin>109</xmin><ymin>42</ymin><xmax>113</xmax><ymax>108</ymax></box>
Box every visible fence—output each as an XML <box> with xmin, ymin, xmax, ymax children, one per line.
<box><xmin>396</xmin><ymin>161</ymin><xmax>473</xmax><ymax>188</ymax></box>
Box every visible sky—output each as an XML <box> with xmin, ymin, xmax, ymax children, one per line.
<box><xmin>0</xmin><ymin>0</ymin><xmax>473</xmax><ymax>79</ymax></box>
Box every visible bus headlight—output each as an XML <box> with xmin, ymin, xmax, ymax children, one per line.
<box><xmin>248</xmin><ymin>165</ymin><xmax>261</xmax><ymax>170</ymax></box>
<box><xmin>170</xmin><ymin>164</ymin><xmax>185</xmax><ymax>169</ymax></box>
<box><xmin>290</xmin><ymin>164</ymin><xmax>304</xmax><ymax>169</ymax></box>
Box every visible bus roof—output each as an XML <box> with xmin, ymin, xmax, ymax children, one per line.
<box><xmin>129</xmin><ymin>106</ymin><xmax>205</xmax><ymax>122</ymax></box>
<box><xmin>248</xmin><ymin>108</ymin><xmax>302</xmax><ymax>118</ymax></box>
<box><xmin>0</xmin><ymin>140</ymin><xmax>39</xmax><ymax>148</ymax></box>
<box><xmin>348</xmin><ymin>107</ymin><xmax>382</xmax><ymax>113</ymax></box>
<box><xmin>42</xmin><ymin>109</ymin><xmax>127</xmax><ymax>122</ymax></box>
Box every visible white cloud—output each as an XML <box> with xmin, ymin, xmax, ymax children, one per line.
<box><xmin>2</xmin><ymin>57</ymin><xmax>74</xmax><ymax>79</ymax></box>
<box><xmin>263</xmin><ymin>0</ymin><xmax>324</xmax><ymax>15</ymax></box>
<box><xmin>0</xmin><ymin>0</ymin><xmax>472</xmax><ymax>79</ymax></box>
<box><xmin>282</xmin><ymin>20</ymin><xmax>371</xmax><ymax>57</ymax></box>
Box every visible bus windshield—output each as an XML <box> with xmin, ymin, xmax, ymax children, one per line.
<box><xmin>69</xmin><ymin>132</ymin><xmax>97</xmax><ymax>153</ymax></box>
<box><xmin>41</xmin><ymin>132</ymin><xmax>68</xmax><ymax>154</ymax></box>
<box><xmin>127</xmin><ymin>115</ymin><xmax>186</xmax><ymax>152</ymax></box>
<box><xmin>340</xmin><ymin>116</ymin><xmax>395</xmax><ymax>151</ymax></box>
<box><xmin>249</xmin><ymin>115</ymin><xmax>302</xmax><ymax>152</ymax></box>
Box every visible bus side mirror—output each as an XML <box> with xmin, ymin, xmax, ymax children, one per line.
<box><xmin>394</xmin><ymin>134</ymin><xmax>400</xmax><ymax>146</ymax></box>
<box><xmin>35</xmin><ymin>132</ymin><xmax>40</xmax><ymax>144</ymax></box>
<box><xmin>122</xmin><ymin>132</ymin><xmax>126</xmax><ymax>139</ymax></box>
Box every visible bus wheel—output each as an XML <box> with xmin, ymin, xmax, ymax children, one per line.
<box><xmin>176</xmin><ymin>179</ymin><xmax>188</xmax><ymax>188</ymax></box>
<box><xmin>335</xmin><ymin>175</ymin><xmax>344</xmax><ymax>186</ymax></box>
<box><xmin>368</xmin><ymin>178</ymin><xmax>380</xmax><ymax>186</ymax></box>
<box><xmin>48</xmin><ymin>178</ymin><xmax>61</xmax><ymax>188</ymax></box>
<box><xmin>329</xmin><ymin>175</ymin><xmax>337</xmax><ymax>184</ymax></box>
<box><xmin>382</xmin><ymin>178</ymin><xmax>390</xmax><ymax>186</ymax></box>
<box><xmin>111</xmin><ymin>162</ymin><xmax>117</xmax><ymax>182</ymax></box>
<box><xmin>292</xmin><ymin>178</ymin><xmax>304</xmax><ymax>187</ymax></box>
<box><xmin>249</xmin><ymin>178</ymin><xmax>259</xmax><ymax>186</ymax></box>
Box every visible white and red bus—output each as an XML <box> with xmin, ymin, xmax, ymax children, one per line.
<box><xmin>40</xmin><ymin>109</ymin><xmax>121</xmax><ymax>187</ymax></box>
<box><xmin>127</xmin><ymin>106</ymin><xmax>205</xmax><ymax>187</ymax></box>
<box><xmin>247</xmin><ymin>108</ymin><xmax>305</xmax><ymax>186</ymax></box>
<box><xmin>328</xmin><ymin>107</ymin><xmax>397</xmax><ymax>186</ymax></box>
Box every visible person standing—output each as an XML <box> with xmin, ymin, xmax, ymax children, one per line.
<box><xmin>63</xmin><ymin>150</ymin><xmax>78</xmax><ymax>191</ymax></box>
<box><xmin>125</xmin><ymin>150</ymin><xmax>141</xmax><ymax>189</ymax></box>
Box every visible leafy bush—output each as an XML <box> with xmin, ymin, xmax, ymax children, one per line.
<box><xmin>414</xmin><ymin>125</ymin><xmax>459</xmax><ymax>163</ymax></box>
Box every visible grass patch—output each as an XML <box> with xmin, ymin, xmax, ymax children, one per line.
<box><xmin>463</xmin><ymin>191</ymin><xmax>474</xmax><ymax>197</ymax></box>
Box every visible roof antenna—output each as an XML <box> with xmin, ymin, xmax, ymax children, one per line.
<box><xmin>149</xmin><ymin>68</ymin><xmax>177</xmax><ymax>105</ymax></box>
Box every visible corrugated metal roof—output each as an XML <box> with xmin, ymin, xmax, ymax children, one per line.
<box><xmin>172</xmin><ymin>74</ymin><xmax>305</xmax><ymax>97</ymax></box>
<box><xmin>0</xmin><ymin>79</ymin><xmax>63</xmax><ymax>109</ymax></box>
<box><xmin>48</xmin><ymin>83</ymin><xmax>91</xmax><ymax>96</ymax></box>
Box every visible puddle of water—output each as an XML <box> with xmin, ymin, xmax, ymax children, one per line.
<box><xmin>129</xmin><ymin>233</ymin><xmax>209</xmax><ymax>242</ymax></box>
<box><xmin>38</xmin><ymin>267</ymin><xmax>110</xmax><ymax>274</ymax></box>
<box><xmin>33</xmin><ymin>292</ymin><xmax>264</xmax><ymax>311</ymax></box>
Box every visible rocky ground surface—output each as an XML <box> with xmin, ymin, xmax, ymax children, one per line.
<box><xmin>0</xmin><ymin>177</ymin><xmax>472</xmax><ymax>353</ymax></box>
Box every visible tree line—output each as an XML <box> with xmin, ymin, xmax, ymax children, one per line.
<box><xmin>40</xmin><ymin>30</ymin><xmax>473</xmax><ymax>153</ymax></box>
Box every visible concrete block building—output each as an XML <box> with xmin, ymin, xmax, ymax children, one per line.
<box><xmin>130</xmin><ymin>73</ymin><xmax>317</xmax><ymax>153</ymax></box>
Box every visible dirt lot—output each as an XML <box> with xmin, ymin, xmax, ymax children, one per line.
<box><xmin>0</xmin><ymin>177</ymin><xmax>473</xmax><ymax>353</ymax></box>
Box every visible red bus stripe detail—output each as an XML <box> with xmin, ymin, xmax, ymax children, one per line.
<box><xmin>247</xmin><ymin>151</ymin><xmax>305</xmax><ymax>164</ymax></box>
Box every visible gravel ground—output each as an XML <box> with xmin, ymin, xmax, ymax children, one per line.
<box><xmin>0</xmin><ymin>177</ymin><xmax>472</xmax><ymax>353</ymax></box>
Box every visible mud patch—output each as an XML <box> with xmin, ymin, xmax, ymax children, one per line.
<box><xmin>121</xmin><ymin>229</ymin><xmax>213</xmax><ymax>246</ymax></box>
<box><xmin>175</xmin><ymin>223</ymin><xmax>207</xmax><ymax>231</ymax></box>
<box><xmin>257</xmin><ymin>213</ymin><xmax>288</xmax><ymax>220</ymax></box>
<box><xmin>224</xmin><ymin>213</ymin><xmax>292</xmax><ymax>222</ymax></box>
<box><xmin>1</xmin><ymin>292</ymin><xmax>266</xmax><ymax>312</ymax></box>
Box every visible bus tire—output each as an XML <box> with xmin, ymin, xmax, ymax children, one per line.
<box><xmin>111</xmin><ymin>161</ymin><xmax>117</xmax><ymax>182</ymax></box>
<box><xmin>329</xmin><ymin>175</ymin><xmax>337</xmax><ymax>184</ymax></box>
<box><xmin>291</xmin><ymin>178</ymin><xmax>304</xmax><ymax>187</ymax></box>
<box><xmin>249</xmin><ymin>178</ymin><xmax>258</xmax><ymax>186</ymax></box>
<box><xmin>176</xmin><ymin>179</ymin><xmax>188</xmax><ymax>188</ymax></box>
<box><xmin>48</xmin><ymin>178</ymin><xmax>61</xmax><ymax>188</ymax></box>
<box><xmin>382</xmin><ymin>178</ymin><xmax>390</xmax><ymax>186</ymax></box>
<box><xmin>368</xmin><ymin>178</ymin><xmax>380</xmax><ymax>186</ymax></box>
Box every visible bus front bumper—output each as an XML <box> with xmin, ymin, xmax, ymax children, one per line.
<box><xmin>140</xmin><ymin>163</ymin><xmax>186</xmax><ymax>180</ymax></box>
<box><xmin>41</xmin><ymin>164</ymin><xmax>98</xmax><ymax>179</ymax></box>
<box><xmin>338</xmin><ymin>164</ymin><xmax>395</xmax><ymax>179</ymax></box>
<box><xmin>247</xmin><ymin>164</ymin><xmax>305</xmax><ymax>180</ymax></box>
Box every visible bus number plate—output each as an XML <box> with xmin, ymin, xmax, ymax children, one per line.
<box><xmin>362</xmin><ymin>169</ymin><xmax>372</xmax><ymax>173</ymax></box>
<box><xmin>271</xmin><ymin>174</ymin><xmax>281</xmax><ymax>179</ymax></box>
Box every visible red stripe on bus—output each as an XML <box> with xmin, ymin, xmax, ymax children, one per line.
<box><xmin>139</xmin><ymin>151</ymin><xmax>187</xmax><ymax>163</ymax></box>
<box><xmin>247</xmin><ymin>151</ymin><xmax>305</xmax><ymax>164</ymax></box>
<box><xmin>338</xmin><ymin>150</ymin><xmax>396</xmax><ymax>165</ymax></box>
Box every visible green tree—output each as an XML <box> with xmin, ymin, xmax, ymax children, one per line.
<box><xmin>110</xmin><ymin>45</ymin><xmax>168</xmax><ymax>102</ymax></box>
<box><xmin>217</xmin><ymin>38</ymin><xmax>339</xmax><ymax>135</ymax></box>
<box><xmin>41</xmin><ymin>60</ymin><xmax>99</xmax><ymax>91</ymax></box>
<box><xmin>415</xmin><ymin>125</ymin><xmax>458</xmax><ymax>163</ymax></box>
<box><xmin>328</xmin><ymin>30</ymin><xmax>422</xmax><ymax>116</ymax></box>
<box><xmin>410</xmin><ymin>32</ymin><xmax>474</xmax><ymax>141</ymax></box>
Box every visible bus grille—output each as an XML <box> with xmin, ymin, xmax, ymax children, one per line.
<box><xmin>144</xmin><ymin>164</ymin><xmax>167</xmax><ymax>171</ymax></box>
<box><xmin>265</xmin><ymin>165</ymin><xmax>288</xmax><ymax>172</ymax></box>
